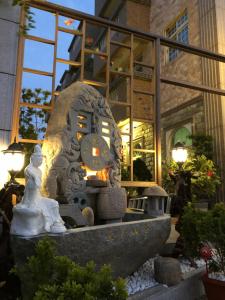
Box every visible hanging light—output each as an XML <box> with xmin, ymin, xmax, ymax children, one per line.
<box><xmin>2</xmin><ymin>139</ymin><xmax>25</xmax><ymax>183</ymax></box>
<box><xmin>172</xmin><ymin>142</ymin><xmax>188</xmax><ymax>164</ymax></box>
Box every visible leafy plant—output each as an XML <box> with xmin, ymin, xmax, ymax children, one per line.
<box><xmin>162</xmin><ymin>134</ymin><xmax>220</xmax><ymax>202</ymax></box>
<box><xmin>12</xmin><ymin>0</ymin><xmax>35</xmax><ymax>34</ymax></box>
<box><xmin>19</xmin><ymin>88</ymin><xmax>50</xmax><ymax>140</ymax></box>
<box><xmin>13</xmin><ymin>238</ymin><xmax>128</xmax><ymax>300</ymax></box>
<box><xmin>190</xmin><ymin>134</ymin><xmax>213</xmax><ymax>160</ymax></box>
<box><xmin>181</xmin><ymin>203</ymin><xmax>225</xmax><ymax>275</ymax></box>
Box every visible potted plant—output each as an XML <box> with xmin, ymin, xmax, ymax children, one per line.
<box><xmin>181</xmin><ymin>203</ymin><xmax>225</xmax><ymax>300</ymax></box>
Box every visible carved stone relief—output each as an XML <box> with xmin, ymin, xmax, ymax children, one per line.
<box><xmin>42</xmin><ymin>82</ymin><xmax>122</xmax><ymax>204</ymax></box>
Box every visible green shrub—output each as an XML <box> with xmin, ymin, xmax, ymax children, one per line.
<box><xmin>13</xmin><ymin>238</ymin><xmax>128</xmax><ymax>300</ymax></box>
<box><xmin>181</xmin><ymin>203</ymin><xmax>225</xmax><ymax>275</ymax></box>
<box><xmin>180</xmin><ymin>204</ymin><xmax>203</xmax><ymax>257</ymax></box>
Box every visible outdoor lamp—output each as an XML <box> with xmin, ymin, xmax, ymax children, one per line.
<box><xmin>2</xmin><ymin>139</ymin><xmax>25</xmax><ymax>184</ymax></box>
<box><xmin>172</xmin><ymin>142</ymin><xmax>188</xmax><ymax>164</ymax></box>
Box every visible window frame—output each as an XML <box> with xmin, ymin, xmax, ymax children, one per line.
<box><xmin>165</xmin><ymin>8</ymin><xmax>189</xmax><ymax>63</ymax></box>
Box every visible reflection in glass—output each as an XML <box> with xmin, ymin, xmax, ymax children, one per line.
<box><xmin>58</xmin><ymin>15</ymin><xmax>82</xmax><ymax>30</ymax></box>
<box><xmin>24</xmin><ymin>40</ymin><xmax>54</xmax><ymax>72</ymax></box>
<box><xmin>133</xmin><ymin>152</ymin><xmax>154</xmax><ymax>182</ymax></box>
<box><xmin>19</xmin><ymin>107</ymin><xmax>48</xmax><ymax>140</ymax></box>
<box><xmin>57</xmin><ymin>31</ymin><xmax>82</xmax><ymax>61</ymax></box>
<box><xmin>110</xmin><ymin>45</ymin><xmax>131</xmax><ymax>73</ymax></box>
<box><xmin>27</xmin><ymin>7</ymin><xmax>55</xmax><ymax>40</ymax></box>
<box><xmin>21</xmin><ymin>73</ymin><xmax>52</xmax><ymax>104</ymax></box>
<box><xmin>85</xmin><ymin>23</ymin><xmax>107</xmax><ymax>52</ymax></box>
<box><xmin>109</xmin><ymin>103</ymin><xmax>131</xmax><ymax>133</ymax></box>
<box><xmin>55</xmin><ymin>62</ymin><xmax>80</xmax><ymax>91</ymax></box>
<box><xmin>110</xmin><ymin>30</ymin><xmax>131</xmax><ymax>46</ymax></box>
<box><xmin>133</xmin><ymin>93</ymin><xmax>153</xmax><ymax>121</ymax></box>
<box><xmin>84</xmin><ymin>53</ymin><xmax>106</xmax><ymax>83</ymax></box>
<box><xmin>133</xmin><ymin>121</ymin><xmax>154</xmax><ymax>150</ymax></box>
<box><xmin>121</xmin><ymin>135</ymin><xmax>131</xmax><ymax>181</ymax></box>
<box><xmin>109</xmin><ymin>75</ymin><xmax>130</xmax><ymax>103</ymax></box>
<box><xmin>133</xmin><ymin>37</ymin><xmax>153</xmax><ymax>65</ymax></box>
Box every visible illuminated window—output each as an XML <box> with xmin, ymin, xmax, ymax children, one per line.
<box><xmin>166</xmin><ymin>9</ymin><xmax>188</xmax><ymax>62</ymax></box>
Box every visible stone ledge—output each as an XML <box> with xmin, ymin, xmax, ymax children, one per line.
<box><xmin>11</xmin><ymin>216</ymin><xmax>170</xmax><ymax>278</ymax></box>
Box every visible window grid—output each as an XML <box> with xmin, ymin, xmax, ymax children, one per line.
<box><xmin>166</xmin><ymin>9</ymin><xmax>188</xmax><ymax>62</ymax></box>
<box><xmin>13</xmin><ymin>3</ymin><xmax>158</xmax><ymax>187</ymax></box>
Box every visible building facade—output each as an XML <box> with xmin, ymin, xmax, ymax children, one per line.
<box><xmin>95</xmin><ymin>0</ymin><xmax>225</xmax><ymax>199</ymax></box>
<box><xmin>1</xmin><ymin>0</ymin><xmax>225</xmax><ymax>199</ymax></box>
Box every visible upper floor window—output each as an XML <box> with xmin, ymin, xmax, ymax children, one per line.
<box><xmin>165</xmin><ymin>9</ymin><xmax>188</xmax><ymax>62</ymax></box>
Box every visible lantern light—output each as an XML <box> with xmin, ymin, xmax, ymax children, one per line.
<box><xmin>172</xmin><ymin>142</ymin><xmax>188</xmax><ymax>164</ymax></box>
<box><xmin>2</xmin><ymin>139</ymin><xmax>25</xmax><ymax>183</ymax></box>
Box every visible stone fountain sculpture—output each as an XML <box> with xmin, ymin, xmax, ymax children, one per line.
<box><xmin>42</xmin><ymin>82</ymin><xmax>126</xmax><ymax>222</ymax></box>
<box><xmin>10</xmin><ymin>145</ymin><xmax>66</xmax><ymax>236</ymax></box>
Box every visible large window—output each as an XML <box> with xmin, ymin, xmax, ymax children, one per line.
<box><xmin>13</xmin><ymin>2</ymin><xmax>158</xmax><ymax>188</ymax></box>
<box><xmin>166</xmin><ymin>9</ymin><xmax>188</xmax><ymax>62</ymax></box>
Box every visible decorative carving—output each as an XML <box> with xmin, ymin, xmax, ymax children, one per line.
<box><xmin>42</xmin><ymin>82</ymin><xmax>122</xmax><ymax>204</ymax></box>
<box><xmin>81</xmin><ymin>134</ymin><xmax>111</xmax><ymax>171</ymax></box>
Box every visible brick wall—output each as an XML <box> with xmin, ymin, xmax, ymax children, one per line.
<box><xmin>150</xmin><ymin>0</ymin><xmax>203</xmax><ymax>113</ymax></box>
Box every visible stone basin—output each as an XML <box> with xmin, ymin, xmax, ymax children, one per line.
<box><xmin>11</xmin><ymin>215</ymin><xmax>170</xmax><ymax>278</ymax></box>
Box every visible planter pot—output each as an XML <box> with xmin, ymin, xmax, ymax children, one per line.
<box><xmin>202</xmin><ymin>273</ymin><xmax>225</xmax><ymax>300</ymax></box>
<box><xmin>97</xmin><ymin>187</ymin><xmax>127</xmax><ymax>223</ymax></box>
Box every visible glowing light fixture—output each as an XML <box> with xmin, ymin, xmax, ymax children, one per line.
<box><xmin>2</xmin><ymin>139</ymin><xmax>25</xmax><ymax>183</ymax></box>
<box><xmin>172</xmin><ymin>142</ymin><xmax>188</xmax><ymax>163</ymax></box>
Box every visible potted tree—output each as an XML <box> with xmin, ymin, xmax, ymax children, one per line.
<box><xmin>181</xmin><ymin>203</ymin><xmax>225</xmax><ymax>300</ymax></box>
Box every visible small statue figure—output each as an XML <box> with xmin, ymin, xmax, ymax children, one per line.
<box><xmin>11</xmin><ymin>145</ymin><xmax>66</xmax><ymax>236</ymax></box>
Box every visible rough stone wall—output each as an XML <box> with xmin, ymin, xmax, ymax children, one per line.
<box><xmin>150</xmin><ymin>0</ymin><xmax>202</xmax><ymax>113</ymax></box>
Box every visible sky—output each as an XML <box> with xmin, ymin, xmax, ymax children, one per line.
<box><xmin>23</xmin><ymin>0</ymin><xmax>95</xmax><ymax>94</ymax></box>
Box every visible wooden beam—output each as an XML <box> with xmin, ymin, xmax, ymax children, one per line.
<box><xmin>25</xmin><ymin>34</ymin><xmax>55</xmax><ymax>45</ymax></box>
<box><xmin>161</xmin><ymin>76</ymin><xmax>225</xmax><ymax>96</ymax></box>
<box><xmin>23</xmin><ymin>68</ymin><xmax>53</xmax><ymax>77</ymax></box>
<box><xmin>58</xmin><ymin>26</ymin><xmax>82</xmax><ymax>36</ymax></box>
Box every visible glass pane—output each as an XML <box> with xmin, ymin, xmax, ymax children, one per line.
<box><xmin>27</xmin><ymin>7</ymin><xmax>55</xmax><ymax>40</ymax></box>
<box><xmin>134</xmin><ymin>62</ymin><xmax>153</xmax><ymax>80</ymax></box>
<box><xmin>55</xmin><ymin>62</ymin><xmax>80</xmax><ymax>90</ymax></box>
<box><xmin>21</xmin><ymin>87</ymin><xmax>51</xmax><ymax>106</ymax></box>
<box><xmin>19</xmin><ymin>107</ymin><xmax>48</xmax><ymax>140</ymax></box>
<box><xmin>85</xmin><ymin>23</ymin><xmax>107</xmax><ymax>53</ymax></box>
<box><xmin>109</xmin><ymin>103</ymin><xmax>131</xmax><ymax>134</ymax></box>
<box><xmin>24</xmin><ymin>40</ymin><xmax>54</xmax><ymax>72</ymax></box>
<box><xmin>21</xmin><ymin>72</ymin><xmax>52</xmax><ymax>105</ymax></box>
<box><xmin>58</xmin><ymin>15</ymin><xmax>82</xmax><ymax>30</ymax></box>
<box><xmin>133</xmin><ymin>121</ymin><xmax>154</xmax><ymax>150</ymax></box>
<box><xmin>121</xmin><ymin>134</ymin><xmax>131</xmax><ymax>181</ymax></box>
<box><xmin>133</xmin><ymin>152</ymin><xmax>155</xmax><ymax>182</ymax></box>
<box><xmin>111</xmin><ymin>30</ymin><xmax>131</xmax><ymax>46</ymax></box>
<box><xmin>133</xmin><ymin>92</ymin><xmax>154</xmax><ymax>121</ymax></box>
<box><xmin>133</xmin><ymin>37</ymin><xmax>153</xmax><ymax>65</ymax></box>
<box><xmin>133</xmin><ymin>75</ymin><xmax>153</xmax><ymax>94</ymax></box>
<box><xmin>84</xmin><ymin>53</ymin><xmax>106</xmax><ymax>83</ymax></box>
<box><xmin>110</xmin><ymin>45</ymin><xmax>131</xmax><ymax>73</ymax></box>
<box><xmin>109</xmin><ymin>74</ymin><xmax>131</xmax><ymax>103</ymax></box>
<box><xmin>95</xmin><ymin>86</ymin><xmax>106</xmax><ymax>97</ymax></box>
<box><xmin>57</xmin><ymin>31</ymin><xmax>82</xmax><ymax>61</ymax></box>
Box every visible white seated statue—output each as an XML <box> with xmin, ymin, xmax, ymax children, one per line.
<box><xmin>11</xmin><ymin>145</ymin><xmax>66</xmax><ymax>236</ymax></box>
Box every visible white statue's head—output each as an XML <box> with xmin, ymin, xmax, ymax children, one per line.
<box><xmin>31</xmin><ymin>145</ymin><xmax>43</xmax><ymax>167</ymax></box>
